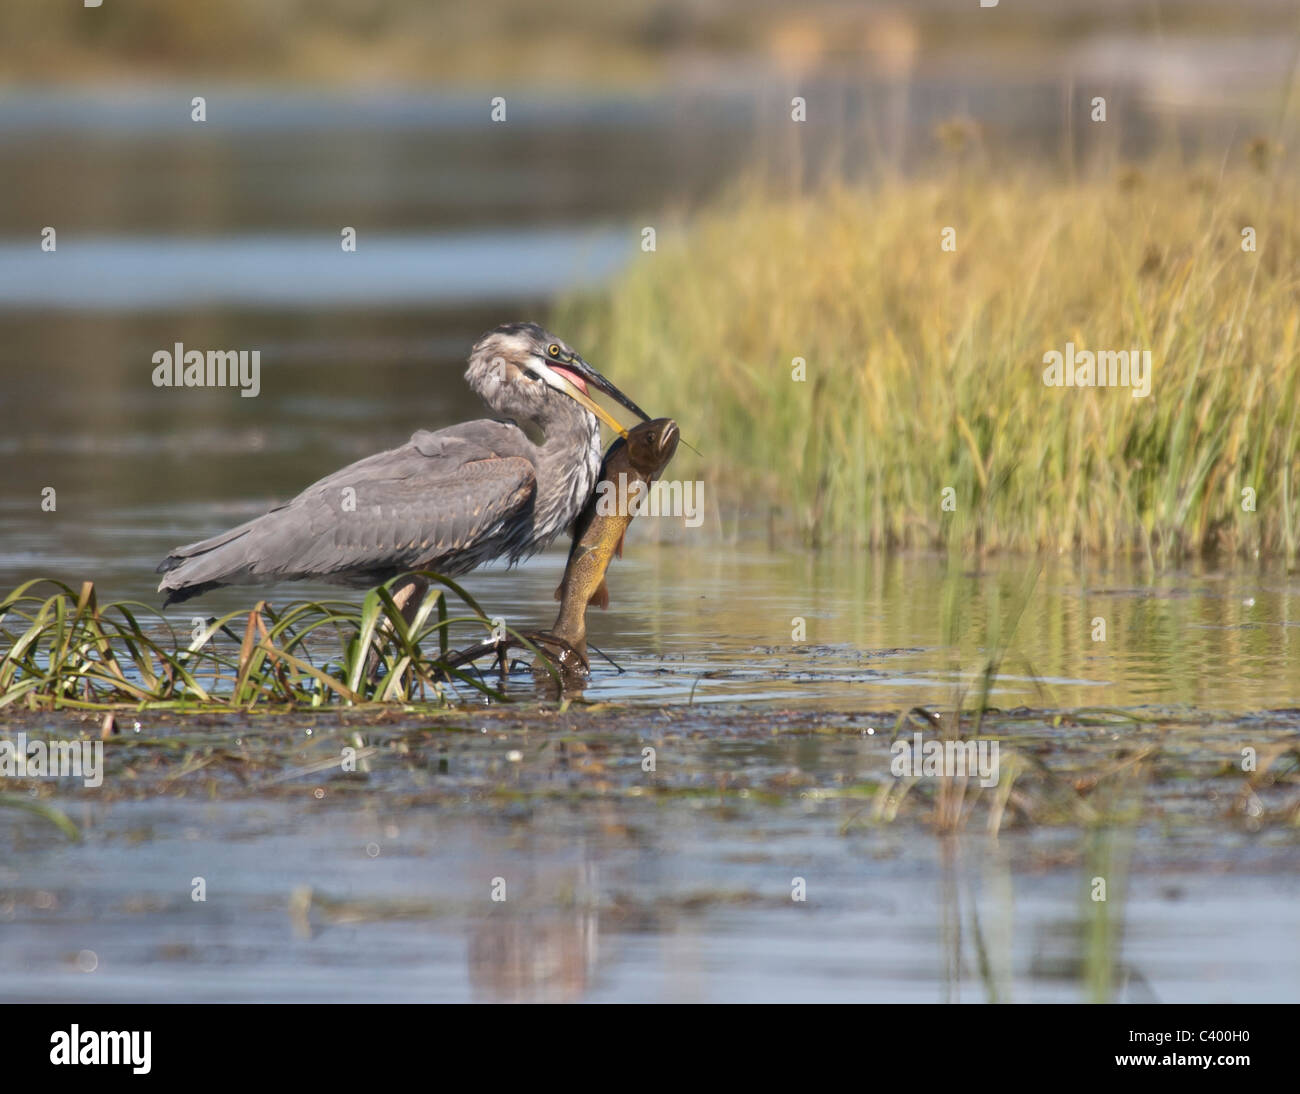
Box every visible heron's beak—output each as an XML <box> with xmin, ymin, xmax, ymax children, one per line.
<box><xmin>553</xmin><ymin>376</ymin><xmax>630</xmax><ymax>438</ymax></box>
<box><xmin>534</xmin><ymin>354</ymin><xmax>652</xmax><ymax>439</ymax></box>
<box><xmin>566</xmin><ymin>354</ymin><xmax>653</xmax><ymax>426</ymax></box>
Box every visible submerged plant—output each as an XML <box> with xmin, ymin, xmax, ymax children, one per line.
<box><xmin>0</xmin><ymin>575</ymin><xmax>542</xmax><ymax>710</ymax></box>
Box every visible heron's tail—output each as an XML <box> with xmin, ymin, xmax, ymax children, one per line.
<box><xmin>156</xmin><ymin>520</ymin><xmax>260</xmax><ymax>607</ymax></box>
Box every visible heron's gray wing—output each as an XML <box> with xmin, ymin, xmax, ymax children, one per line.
<box><xmin>158</xmin><ymin>422</ymin><xmax>536</xmax><ymax>597</ymax></box>
<box><xmin>290</xmin><ymin>449</ymin><xmax>536</xmax><ymax>578</ymax></box>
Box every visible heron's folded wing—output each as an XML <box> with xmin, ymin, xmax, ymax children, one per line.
<box><xmin>160</xmin><ymin>427</ymin><xmax>537</xmax><ymax>589</ymax></box>
<box><xmin>283</xmin><ymin>449</ymin><xmax>537</xmax><ymax>578</ymax></box>
<box><xmin>158</xmin><ymin>420</ymin><xmax>538</xmax><ymax>592</ymax></box>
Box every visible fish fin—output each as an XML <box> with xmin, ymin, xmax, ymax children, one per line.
<box><xmin>615</xmin><ymin>531</ymin><xmax>625</xmax><ymax>559</ymax></box>
<box><xmin>554</xmin><ymin>583</ymin><xmax>563</xmax><ymax>602</ymax></box>
<box><xmin>588</xmin><ymin>579</ymin><xmax>609</xmax><ymax>610</ymax></box>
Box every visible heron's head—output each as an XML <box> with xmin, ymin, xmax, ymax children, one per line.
<box><xmin>467</xmin><ymin>322</ymin><xmax>650</xmax><ymax>437</ymax></box>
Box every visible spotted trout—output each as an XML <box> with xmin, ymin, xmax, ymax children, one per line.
<box><xmin>546</xmin><ymin>417</ymin><xmax>680</xmax><ymax>669</ymax></box>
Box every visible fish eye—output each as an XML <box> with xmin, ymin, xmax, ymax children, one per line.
<box><xmin>548</xmin><ymin>344</ymin><xmax>561</xmax><ymax>357</ymax></box>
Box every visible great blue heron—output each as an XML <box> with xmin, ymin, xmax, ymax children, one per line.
<box><xmin>156</xmin><ymin>322</ymin><xmax>650</xmax><ymax>611</ymax></box>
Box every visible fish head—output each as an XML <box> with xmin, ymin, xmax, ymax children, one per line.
<box><xmin>623</xmin><ymin>417</ymin><xmax>680</xmax><ymax>476</ymax></box>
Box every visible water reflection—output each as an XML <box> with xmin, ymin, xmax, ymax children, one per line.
<box><xmin>434</xmin><ymin>549</ymin><xmax>1299</xmax><ymax>711</ymax></box>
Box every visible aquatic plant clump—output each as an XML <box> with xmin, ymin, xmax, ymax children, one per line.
<box><xmin>0</xmin><ymin>577</ymin><xmax>534</xmax><ymax>710</ymax></box>
<box><xmin>565</xmin><ymin>165</ymin><xmax>1300</xmax><ymax>561</ymax></box>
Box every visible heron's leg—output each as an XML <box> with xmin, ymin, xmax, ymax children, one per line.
<box><xmin>366</xmin><ymin>575</ymin><xmax>430</xmax><ymax>684</ymax></box>
<box><xmin>390</xmin><ymin>575</ymin><xmax>430</xmax><ymax>630</ymax></box>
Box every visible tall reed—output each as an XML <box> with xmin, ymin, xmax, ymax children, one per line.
<box><xmin>564</xmin><ymin>163</ymin><xmax>1300</xmax><ymax>562</ymax></box>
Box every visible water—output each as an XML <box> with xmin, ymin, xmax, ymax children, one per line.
<box><xmin>3</xmin><ymin>704</ymin><xmax>1297</xmax><ymax>1003</ymax></box>
<box><xmin>0</xmin><ymin>228</ymin><xmax>631</xmax><ymax>310</ymax></box>
<box><xmin>2</xmin><ymin>80</ymin><xmax>1299</xmax><ymax>1003</ymax></box>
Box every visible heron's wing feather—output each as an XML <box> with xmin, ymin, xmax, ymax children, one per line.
<box><xmin>290</xmin><ymin>453</ymin><xmax>536</xmax><ymax>577</ymax></box>
<box><xmin>158</xmin><ymin>423</ymin><xmax>537</xmax><ymax>594</ymax></box>
<box><xmin>289</xmin><ymin>424</ymin><xmax>519</xmax><ymax>498</ymax></box>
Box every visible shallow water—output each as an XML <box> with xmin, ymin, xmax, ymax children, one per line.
<box><xmin>2</xmin><ymin>705</ymin><xmax>1298</xmax><ymax>1003</ymax></box>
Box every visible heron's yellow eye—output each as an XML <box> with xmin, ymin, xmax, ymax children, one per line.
<box><xmin>548</xmin><ymin>344</ymin><xmax>561</xmax><ymax>357</ymax></box>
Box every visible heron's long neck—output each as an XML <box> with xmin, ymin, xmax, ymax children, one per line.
<box><xmin>532</xmin><ymin>399</ymin><xmax>602</xmax><ymax>545</ymax></box>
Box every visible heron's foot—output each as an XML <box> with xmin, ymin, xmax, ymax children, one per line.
<box><xmin>439</xmin><ymin>633</ymin><xmax>588</xmax><ymax>699</ymax></box>
<box><xmin>523</xmin><ymin>631</ymin><xmax>589</xmax><ymax>677</ymax></box>
<box><xmin>442</xmin><ymin>635</ymin><xmax>518</xmax><ymax>673</ymax></box>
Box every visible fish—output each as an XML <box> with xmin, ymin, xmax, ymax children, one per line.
<box><xmin>545</xmin><ymin>417</ymin><xmax>680</xmax><ymax>670</ymax></box>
